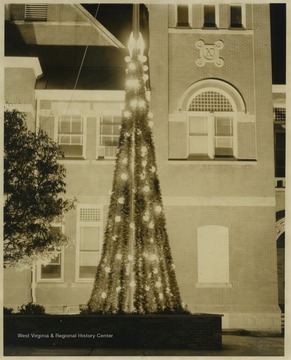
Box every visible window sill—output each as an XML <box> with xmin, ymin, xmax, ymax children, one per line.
<box><xmin>58</xmin><ymin>159</ymin><xmax>90</xmax><ymax>165</ymax></box>
<box><xmin>202</xmin><ymin>26</ymin><xmax>218</xmax><ymax>30</ymax></box>
<box><xmin>175</xmin><ymin>24</ymin><xmax>191</xmax><ymax>29</ymax></box>
<box><xmin>168</xmin><ymin>159</ymin><xmax>257</xmax><ymax>165</ymax></box>
<box><xmin>59</xmin><ymin>157</ymin><xmax>85</xmax><ymax>160</ymax></box>
<box><xmin>275</xmin><ymin>188</ymin><xmax>286</xmax><ymax>192</ymax></box>
<box><xmin>58</xmin><ymin>159</ymin><xmax>117</xmax><ymax>165</ymax></box>
<box><xmin>195</xmin><ymin>283</ymin><xmax>233</xmax><ymax>288</ymax></box>
<box><xmin>37</xmin><ymin>280</ymin><xmax>65</xmax><ymax>285</ymax></box>
<box><xmin>75</xmin><ymin>279</ymin><xmax>95</xmax><ymax>284</ymax></box>
<box><xmin>168</xmin><ymin>28</ymin><xmax>253</xmax><ymax>35</ymax></box>
<box><xmin>229</xmin><ymin>26</ymin><xmax>245</xmax><ymax>30</ymax></box>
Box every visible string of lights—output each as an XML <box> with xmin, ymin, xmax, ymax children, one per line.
<box><xmin>87</xmin><ymin>32</ymin><xmax>183</xmax><ymax>314</ymax></box>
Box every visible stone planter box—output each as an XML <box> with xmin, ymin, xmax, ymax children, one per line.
<box><xmin>4</xmin><ymin>313</ymin><xmax>222</xmax><ymax>349</ymax></box>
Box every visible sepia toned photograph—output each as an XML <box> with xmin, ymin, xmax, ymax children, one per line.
<box><xmin>3</xmin><ymin>1</ymin><xmax>287</xmax><ymax>357</ymax></box>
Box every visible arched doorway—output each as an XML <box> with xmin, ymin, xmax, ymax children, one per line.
<box><xmin>276</xmin><ymin>210</ymin><xmax>285</xmax><ymax>333</ymax></box>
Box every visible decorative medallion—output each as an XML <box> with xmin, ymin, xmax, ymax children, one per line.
<box><xmin>195</xmin><ymin>40</ymin><xmax>224</xmax><ymax>67</ymax></box>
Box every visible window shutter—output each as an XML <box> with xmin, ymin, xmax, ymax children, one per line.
<box><xmin>169</xmin><ymin>113</ymin><xmax>188</xmax><ymax>159</ymax></box>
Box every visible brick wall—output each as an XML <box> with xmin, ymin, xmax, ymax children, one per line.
<box><xmin>3</xmin><ymin>269</ymin><xmax>32</xmax><ymax>311</ymax></box>
<box><xmin>5</xmin><ymin>68</ymin><xmax>36</xmax><ymax>107</ymax></box>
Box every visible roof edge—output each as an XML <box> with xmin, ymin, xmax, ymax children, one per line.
<box><xmin>4</xmin><ymin>57</ymin><xmax>43</xmax><ymax>78</ymax></box>
<box><xmin>72</xmin><ymin>4</ymin><xmax>127</xmax><ymax>50</ymax></box>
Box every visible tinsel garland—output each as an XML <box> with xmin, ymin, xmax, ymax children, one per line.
<box><xmin>87</xmin><ymin>41</ymin><xmax>183</xmax><ymax>314</ymax></box>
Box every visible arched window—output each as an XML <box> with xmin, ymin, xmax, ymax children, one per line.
<box><xmin>188</xmin><ymin>89</ymin><xmax>236</xmax><ymax>158</ymax></box>
<box><xmin>169</xmin><ymin>79</ymin><xmax>254</xmax><ymax>161</ymax></box>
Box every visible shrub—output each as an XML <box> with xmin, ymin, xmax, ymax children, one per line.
<box><xmin>19</xmin><ymin>302</ymin><xmax>45</xmax><ymax>315</ymax></box>
<box><xmin>4</xmin><ymin>307</ymin><xmax>14</xmax><ymax>315</ymax></box>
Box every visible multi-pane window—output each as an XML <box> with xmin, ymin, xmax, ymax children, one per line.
<box><xmin>99</xmin><ymin>114</ymin><xmax>121</xmax><ymax>159</ymax></box>
<box><xmin>274</xmin><ymin>107</ymin><xmax>286</xmax><ymax>123</ymax></box>
<box><xmin>274</xmin><ymin>132</ymin><xmax>285</xmax><ymax>177</ymax></box>
<box><xmin>274</xmin><ymin>107</ymin><xmax>286</xmax><ymax>178</ymax></box>
<box><xmin>230</xmin><ymin>5</ymin><xmax>243</xmax><ymax>28</ymax></box>
<box><xmin>188</xmin><ymin>91</ymin><xmax>235</xmax><ymax>159</ymax></box>
<box><xmin>77</xmin><ymin>206</ymin><xmax>103</xmax><ymax>280</ymax></box>
<box><xmin>25</xmin><ymin>4</ymin><xmax>48</xmax><ymax>21</ymax></box>
<box><xmin>204</xmin><ymin>5</ymin><xmax>216</xmax><ymax>28</ymax></box>
<box><xmin>58</xmin><ymin>115</ymin><xmax>84</xmax><ymax>158</ymax></box>
<box><xmin>39</xmin><ymin>226</ymin><xmax>63</xmax><ymax>281</ymax></box>
<box><xmin>177</xmin><ymin>5</ymin><xmax>189</xmax><ymax>27</ymax></box>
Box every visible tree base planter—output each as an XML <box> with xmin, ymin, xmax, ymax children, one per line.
<box><xmin>4</xmin><ymin>314</ymin><xmax>223</xmax><ymax>350</ymax></box>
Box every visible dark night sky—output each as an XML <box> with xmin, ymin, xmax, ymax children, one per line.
<box><xmin>83</xmin><ymin>3</ymin><xmax>286</xmax><ymax>85</ymax></box>
<box><xmin>5</xmin><ymin>3</ymin><xmax>286</xmax><ymax>85</ymax></box>
<box><xmin>270</xmin><ymin>3</ymin><xmax>286</xmax><ymax>84</ymax></box>
<box><xmin>82</xmin><ymin>4</ymin><xmax>149</xmax><ymax>52</ymax></box>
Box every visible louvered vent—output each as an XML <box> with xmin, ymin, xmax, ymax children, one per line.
<box><xmin>25</xmin><ymin>4</ymin><xmax>48</xmax><ymax>21</ymax></box>
<box><xmin>80</xmin><ymin>208</ymin><xmax>101</xmax><ymax>222</ymax></box>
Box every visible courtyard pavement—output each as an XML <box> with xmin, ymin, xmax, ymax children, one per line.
<box><xmin>3</xmin><ymin>334</ymin><xmax>285</xmax><ymax>357</ymax></box>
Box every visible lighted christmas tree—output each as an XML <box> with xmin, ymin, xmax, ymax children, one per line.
<box><xmin>88</xmin><ymin>16</ymin><xmax>183</xmax><ymax>314</ymax></box>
